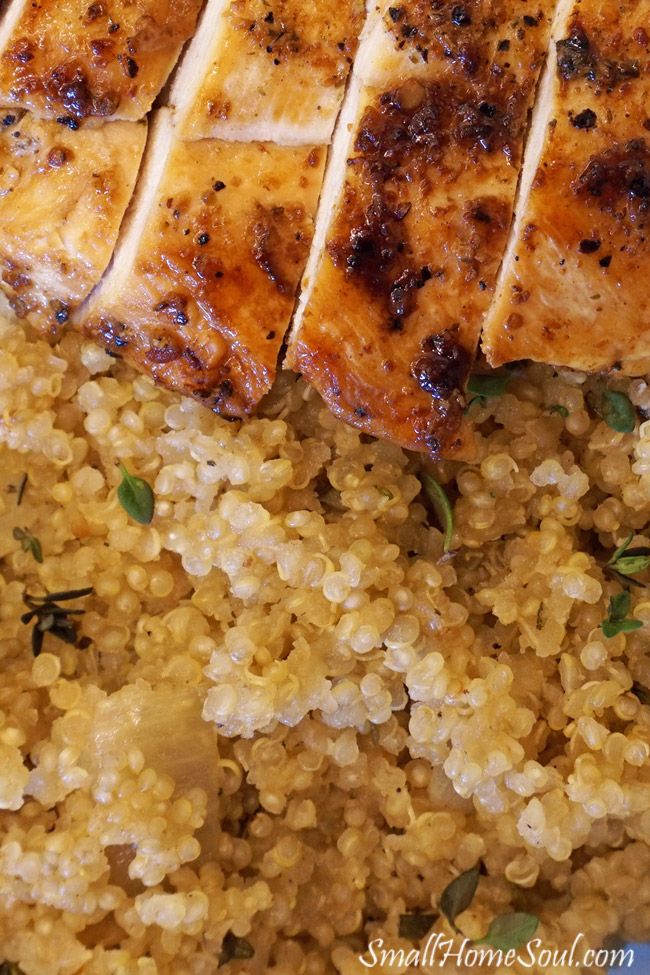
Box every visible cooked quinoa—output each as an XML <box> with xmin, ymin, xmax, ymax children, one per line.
<box><xmin>0</xmin><ymin>317</ymin><xmax>649</xmax><ymax>975</ymax></box>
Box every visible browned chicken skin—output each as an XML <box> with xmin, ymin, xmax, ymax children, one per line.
<box><xmin>3</xmin><ymin>0</ymin><xmax>650</xmax><ymax>455</ymax></box>
<box><xmin>82</xmin><ymin>113</ymin><xmax>325</xmax><ymax>416</ymax></box>
<box><xmin>0</xmin><ymin>0</ymin><xmax>203</xmax><ymax>122</ymax></box>
<box><xmin>0</xmin><ymin>111</ymin><xmax>146</xmax><ymax>332</ymax></box>
<box><xmin>287</xmin><ymin>1</ymin><xmax>555</xmax><ymax>456</ymax></box>
<box><xmin>80</xmin><ymin>1</ymin><xmax>362</xmax><ymax>417</ymax></box>
<box><xmin>172</xmin><ymin>0</ymin><xmax>366</xmax><ymax>144</ymax></box>
<box><xmin>482</xmin><ymin>0</ymin><xmax>650</xmax><ymax>375</ymax></box>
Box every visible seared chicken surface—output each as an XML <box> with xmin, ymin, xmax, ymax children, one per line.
<box><xmin>172</xmin><ymin>0</ymin><xmax>366</xmax><ymax>144</ymax></box>
<box><xmin>3</xmin><ymin>0</ymin><xmax>650</xmax><ymax>455</ymax></box>
<box><xmin>81</xmin><ymin>0</ymin><xmax>361</xmax><ymax>415</ymax></box>
<box><xmin>483</xmin><ymin>0</ymin><xmax>650</xmax><ymax>375</ymax></box>
<box><xmin>83</xmin><ymin>113</ymin><xmax>325</xmax><ymax>415</ymax></box>
<box><xmin>287</xmin><ymin>1</ymin><xmax>555</xmax><ymax>455</ymax></box>
<box><xmin>0</xmin><ymin>111</ymin><xmax>145</xmax><ymax>332</ymax></box>
<box><xmin>0</xmin><ymin>0</ymin><xmax>203</xmax><ymax>121</ymax></box>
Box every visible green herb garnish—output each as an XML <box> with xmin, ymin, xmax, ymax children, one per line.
<box><xmin>549</xmin><ymin>404</ymin><xmax>569</xmax><ymax>418</ymax></box>
<box><xmin>21</xmin><ymin>587</ymin><xmax>94</xmax><ymax>657</ymax></box>
<box><xmin>12</xmin><ymin>527</ymin><xmax>43</xmax><ymax>563</ymax></box>
<box><xmin>477</xmin><ymin>912</ymin><xmax>539</xmax><ymax>951</ymax></box>
<box><xmin>219</xmin><ymin>934</ymin><xmax>255</xmax><ymax>967</ymax></box>
<box><xmin>606</xmin><ymin>534</ymin><xmax>650</xmax><ymax>583</ymax></box>
<box><xmin>467</xmin><ymin>373</ymin><xmax>511</xmax><ymax>399</ymax></box>
<box><xmin>601</xmin><ymin>591</ymin><xmax>642</xmax><ymax>639</ymax></box>
<box><xmin>399</xmin><ymin>914</ymin><xmax>437</xmax><ymax>940</ymax></box>
<box><xmin>421</xmin><ymin>473</ymin><xmax>454</xmax><ymax>553</ymax></box>
<box><xmin>378</xmin><ymin>487</ymin><xmax>394</xmax><ymax>500</ymax></box>
<box><xmin>589</xmin><ymin>385</ymin><xmax>636</xmax><ymax>434</ymax></box>
<box><xmin>602</xmin><ymin>390</ymin><xmax>636</xmax><ymax>433</ymax></box>
<box><xmin>440</xmin><ymin>866</ymin><xmax>480</xmax><ymax>931</ymax></box>
<box><xmin>117</xmin><ymin>465</ymin><xmax>154</xmax><ymax>525</ymax></box>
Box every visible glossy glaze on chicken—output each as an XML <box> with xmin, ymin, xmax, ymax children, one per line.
<box><xmin>0</xmin><ymin>0</ymin><xmax>648</xmax><ymax>456</ymax></box>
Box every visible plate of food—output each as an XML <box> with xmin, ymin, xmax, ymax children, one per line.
<box><xmin>0</xmin><ymin>0</ymin><xmax>648</xmax><ymax>973</ymax></box>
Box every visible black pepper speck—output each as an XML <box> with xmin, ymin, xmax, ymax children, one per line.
<box><xmin>579</xmin><ymin>238</ymin><xmax>601</xmax><ymax>253</ymax></box>
<box><xmin>571</xmin><ymin>108</ymin><xmax>597</xmax><ymax>130</ymax></box>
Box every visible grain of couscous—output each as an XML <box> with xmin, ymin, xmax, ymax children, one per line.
<box><xmin>0</xmin><ymin>317</ymin><xmax>649</xmax><ymax>974</ymax></box>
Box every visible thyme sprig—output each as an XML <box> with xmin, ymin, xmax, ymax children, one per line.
<box><xmin>13</xmin><ymin>527</ymin><xmax>43</xmax><ymax>563</ymax></box>
<box><xmin>21</xmin><ymin>587</ymin><xmax>94</xmax><ymax>657</ymax></box>
<box><xmin>604</xmin><ymin>533</ymin><xmax>650</xmax><ymax>588</ymax></box>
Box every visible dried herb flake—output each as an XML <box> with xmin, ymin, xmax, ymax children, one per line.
<box><xmin>16</xmin><ymin>473</ymin><xmax>28</xmax><ymax>506</ymax></box>
<box><xmin>21</xmin><ymin>588</ymin><xmax>94</xmax><ymax>657</ymax></box>
<box><xmin>219</xmin><ymin>933</ymin><xmax>255</xmax><ymax>967</ymax></box>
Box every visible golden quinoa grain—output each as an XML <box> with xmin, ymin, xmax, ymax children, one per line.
<box><xmin>0</xmin><ymin>320</ymin><xmax>649</xmax><ymax>974</ymax></box>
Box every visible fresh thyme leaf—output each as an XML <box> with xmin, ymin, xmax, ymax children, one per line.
<box><xmin>399</xmin><ymin>914</ymin><xmax>437</xmax><ymax>940</ymax></box>
<box><xmin>602</xmin><ymin>390</ymin><xmax>636</xmax><ymax>433</ymax></box>
<box><xmin>609</xmin><ymin>590</ymin><xmax>631</xmax><ymax>620</ymax></box>
<box><xmin>117</xmin><ymin>465</ymin><xmax>154</xmax><ymax>525</ymax></box>
<box><xmin>16</xmin><ymin>473</ymin><xmax>28</xmax><ymax>506</ymax></box>
<box><xmin>439</xmin><ymin>866</ymin><xmax>480</xmax><ymax>931</ymax></box>
<box><xmin>609</xmin><ymin>533</ymin><xmax>634</xmax><ymax>564</ymax></box>
<box><xmin>613</xmin><ymin>554</ymin><xmax>650</xmax><ymax>577</ymax></box>
<box><xmin>219</xmin><ymin>934</ymin><xmax>255</xmax><ymax>966</ymax></box>
<box><xmin>588</xmin><ymin>383</ymin><xmax>637</xmax><ymax>433</ymax></box>
<box><xmin>478</xmin><ymin>912</ymin><xmax>539</xmax><ymax>951</ymax></box>
<box><xmin>601</xmin><ymin>592</ymin><xmax>642</xmax><ymax>639</ymax></box>
<box><xmin>549</xmin><ymin>404</ymin><xmax>569</xmax><ymax>418</ymax></box>
<box><xmin>605</xmin><ymin>535</ymin><xmax>650</xmax><ymax>584</ymax></box>
<box><xmin>602</xmin><ymin>618</ymin><xmax>643</xmax><ymax>639</ymax></box>
<box><xmin>12</xmin><ymin>527</ymin><xmax>43</xmax><ymax>563</ymax></box>
<box><xmin>632</xmin><ymin>682</ymin><xmax>650</xmax><ymax>706</ymax></box>
<box><xmin>467</xmin><ymin>372</ymin><xmax>510</xmax><ymax>399</ymax></box>
<box><xmin>421</xmin><ymin>473</ymin><xmax>454</xmax><ymax>554</ymax></box>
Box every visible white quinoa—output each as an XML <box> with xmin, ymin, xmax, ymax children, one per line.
<box><xmin>0</xmin><ymin>318</ymin><xmax>648</xmax><ymax>974</ymax></box>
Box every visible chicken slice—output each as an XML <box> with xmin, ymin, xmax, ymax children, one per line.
<box><xmin>171</xmin><ymin>0</ymin><xmax>366</xmax><ymax>144</ymax></box>
<box><xmin>0</xmin><ymin>111</ymin><xmax>145</xmax><ymax>333</ymax></box>
<box><xmin>81</xmin><ymin>111</ymin><xmax>325</xmax><ymax>416</ymax></box>
<box><xmin>286</xmin><ymin>1</ymin><xmax>555</xmax><ymax>457</ymax></box>
<box><xmin>482</xmin><ymin>0</ymin><xmax>650</xmax><ymax>374</ymax></box>
<box><xmin>355</xmin><ymin>0</ymin><xmax>542</xmax><ymax>87</ymax></box>
<box><xmin>0</xmin><ymin>0</ymin><xmax>204</xmax><ymax>122</ymax></box>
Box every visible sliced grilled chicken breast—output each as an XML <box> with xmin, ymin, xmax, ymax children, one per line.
<box><xmin>81</xmin><ymin>111</ymin><xmax>325</xmax><ymax>416</ymax></box>
<box><xmin>0</xmin><ymin>0</ymin><xmax>203</xmax><ymax>122</ymax></box>
<box><xmin>171</xmin><ymin>0</ymin><xmax>366</xmax><ymax>144</ymax></box>
<box><xmin>483</xmin><ymin>0</ymin><xmax>650</xmax><ymax>374</ymax></box>
<box><xmin>0</xmin><ymin>111</ymin><xmax>145</xmax><ymax>333</ymax></box>
<box><xmin>356</xmin><ymin>0</ymin><xmax>542</xmax><ymax>87</ymax></box>
<box><xmin>287</xmin><ymin>1</ymin><xmax>555</xmax><ymax>456</ymax></box>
